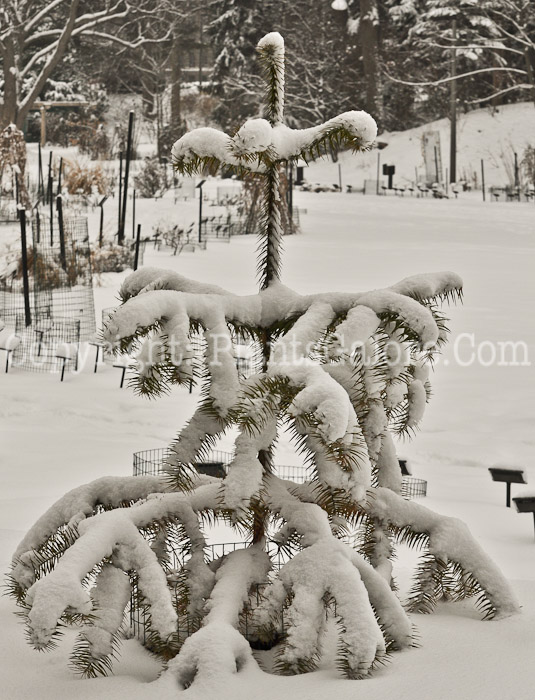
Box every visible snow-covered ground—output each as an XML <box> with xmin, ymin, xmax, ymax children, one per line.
<box><xmin>1</xmin><ymin>188</ymin><xmax>534</xmax><ymax>699</ymax></box>
<box><xmin>305</xmin><ymin>101</ymin><xmax>535</xmax><ymax>190</ymax></box>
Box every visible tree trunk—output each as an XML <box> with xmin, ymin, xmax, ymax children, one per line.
<box><xmin>1</xmin><ymin>38</ymin><xmax>19</xmax><ymax>129</ymax></box>
<box><xmin>491</xmin><ymin>50</ymin><xmax>504</xmax><ymax>107</ymax></box>
<box><xmin>141</xmin><ymin>80</ymin><xmax>155</xmax><ymax>118</ymax></box>
<box><xmin>359</xmin><ymin>0</ymin><xmax>383</xmax><ymax>123</ymax></box>
<box><xmin>525</xmin><ymin>46</ymin><xmax>535</xmax><ymax>108</ymax></box>
<box><xmin>170</xmin><ymin>29</ymin><xmax>182</xmax><ymax>142</ymax></box>
<box><xmin>15</xmin><ymin>0</ymin><xmax>81</xmax><ymax>130</ymax></box>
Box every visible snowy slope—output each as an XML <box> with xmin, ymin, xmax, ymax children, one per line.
<box><xmin>1</xmin><ymin>190</ymin><xmax>534</xmax><ymax>699</ymax></box>
<box><xmin>305</xmin><ymin>101</ymin><xmax>535</xmax><ymax>189</ymax></box>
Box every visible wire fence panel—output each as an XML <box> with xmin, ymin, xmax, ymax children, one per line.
<box><xmin>199</xmin><ymin>215</ymin><xmax>233</xmax><ymax>242</ymax></box>
<box><xmin>12</xmin><ymin>313</ymin><xmax>80</xmax><ymax>372</ymax></box>
<box><xmin>0</xmin><ymin>213</ymin><xmax>95</xmax><ymax>372</ymax></box>
<box><xmin>31</xmin><ymin>214</ymin><xmax>95</xmax><ymax>341</ymax></box>
<box><xmin>132</xmin><ymin>447</ymin><xmax>234</xmax><ymax>476</ymax></box>
<box><xmin>133</xmin><ymin>449</ymin><xmax>427</xmax><ymax>497</ymax></box>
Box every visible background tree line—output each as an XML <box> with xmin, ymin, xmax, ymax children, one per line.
<box><xmin>1</xmin><ymin>0</ymin><xmax>533</xmax><ymax>143</ymax></box>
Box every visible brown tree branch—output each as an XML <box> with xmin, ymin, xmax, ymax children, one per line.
<box><xmin>16</xmin><ymin>0</ymin><xmax>81</xmax><ymax>127</ymax></box>
<box><xmin>383</xmin><ymin>65</ymin><xmax>527</xmax><ymax>88</ymax></box>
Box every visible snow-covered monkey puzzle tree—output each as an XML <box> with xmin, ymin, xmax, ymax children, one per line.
<box><xmin>9</xmin><ymin>32</ymin><xmax>519</xmax><ymax>688</ymax></box>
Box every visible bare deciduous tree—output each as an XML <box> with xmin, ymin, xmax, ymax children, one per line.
<box><xmin>384</xmin><ymin>0</ymin><xmax>535</xmax><ymax>108</ymax></box>
<box><xmin>0</xmin><ymin>0</ymin><xmax>174</xmax><ymax>130</ymax></box>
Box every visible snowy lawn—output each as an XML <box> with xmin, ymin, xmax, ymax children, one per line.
<box><xmin>1</xmin><ymin>190</ymin><xmax>534</xmax><ymax>699</ymax></box>
<box><xmin>304</xmin><ymin>101</ymin><xmax>535</xmax><ymax>188</ymax></box>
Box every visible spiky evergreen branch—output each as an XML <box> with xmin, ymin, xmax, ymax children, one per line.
<box><xmin>257</xmin><ymin>33</ymin><xmax>285</xmax><ymax>126</ymax></box>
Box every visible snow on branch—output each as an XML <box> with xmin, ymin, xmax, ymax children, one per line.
<box><xmin>172</xmin><ymin>112</ymin><xmax>378</xmax><ymax>175</ymax></box>
<box><xmin>273</xmin><ymin>540</ymin><xmax>386</xmax><ymax>677</ymax></box>
<box><xmin>166</xmin><ymin>406</ymin><xmax>228</xmax><ymax>476</ymax></box>
<box><xmin>26</xmin><ymin>512</ymin><xmax>176</xmax><ymax>649</ymax></box>
<box><xmin>106</xmin><ymin>267</ymin><xmax>458</xmax><ymax>352</ymax></box>
<box><xmin>167</xmin><ymin>546</ymin><xmax>271</xmax><ymax>686</ymax></box>
<box><xmin>384</xmin><ymin>66</ymin><xmax>527</xmax><ymax>88</ymax></box>
<box><xmin>355</xmin><ymin>290</ymin><xmax>439</xmax><ymax>348</ymax></box>
<box><xmin>283</xmin><ymin>363</ymin><xmax>361</xmax><ymax>444</ymax></box>
<box><xmin>463</xmin><ymin>83</ymin><xmax>535</xmax><ymax>104</ymax></box>
<box><xmin>390</xmin><ymin>271</ymin><xmax>463</xmax><ymax>302</ymax></box>
<box><xmin>119</xmin><ymin>267</ymin><xmax>233</xmax><ymax>301</ymax></box>
<box><xmin>19</xmin><ymin>482</ymin><xmax>224</xmax><ymax>649</ymax></box>
<box><xmin>72</xmin><ymin>563</ymin><xmax>131</xmax><ymax>676</ymax></box>
<box><xmin>18</xmin><ymin>0</ymin><xmax>81</xmax><ymax>118</ymax></box>
<box><xmin>366</xmin><ymin>488</ymin><xmax>520</xmax><ymax>619</ymax></box>
<box><xmin>24</xmin><ymin>0</ymin><xmax>67</xmax><ymax>35</ymax></box>
<box><xmin>222</xmin><ymin>423</ymin><xmax>277</xmax><ymax>513</ymax></box>
<box><xmin>255</xmin><ymin>478</ymin><xmax>412</xmax><ymax>676</ymax></box>
<box><xmin>271</xmin><ymin>301</ymin><xmax>335</xmax><ymax>363</ymax></box>
<box><xmin>12</xmin><ymin>475</ymin><xmax>168</xmax><ymax>576</ymax></box>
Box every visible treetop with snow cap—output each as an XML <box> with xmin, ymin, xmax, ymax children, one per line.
<box><xmin>9</xmin><ymin>31</ymin><xmax>519</xmax><ymax>690</ymax></box>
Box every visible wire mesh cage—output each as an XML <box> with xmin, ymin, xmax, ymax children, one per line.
<box><xmin>132</xmin><ymin>447</ymin><xmax>234</xmax><ymax>476</ymax></box>
<box><xmin>0</xmin><ymin>212</ymin><xmax>96</xmax><ymax>372</ymax></box>
<box><xmin>401</xmin><ymin>476</ymin><xmax>428</xmax><ymax>499</ymax></box>
<box><xmin>132</xmin><ymin>447</ymin><xmax>312</xmax><ymax>484</ymax></box>
<box><xmin>128</xmin><ymin>450</ymin><xmax>425</xmax><ymax>650</ymax></box>
<box><xmin>128</xmin><ymin>541</ymin><xmax>288</xmax><ymax>649</ymax></box>
<box><xmin>12</xmin><ymin>313</ymin><xmax>80</xmax><ymax>373</ymax></box>
<box><xmin>31</xmin><ymin>213</ymin><xmax>96</xmax><ymax>340</ymax></box>
<box><xmin>0</xmin><ymin>232</ymin><xmax>54</xmax><ymax>328</ymax></box>
<box><xmin>133</xmin><ymin>447</ymin><xmax>427</xmax><ymax>500</ymax></box>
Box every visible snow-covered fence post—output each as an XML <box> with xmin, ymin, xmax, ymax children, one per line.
<box><xmin>9</xmin><ymin>31</ymin><xmax>520</xmax><ymax>692</ymax></box>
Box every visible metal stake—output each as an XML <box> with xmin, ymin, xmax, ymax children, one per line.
<box><xmin>134</xmin><ymin>224</ymin><xmax>142</xmax><ymax>270</ymax></box>
<box><xmin>119</xmin><ymin>111</ymin><xmax>135</xmax><ymax>244</ymax></box>
<box><xmin>57</xmin><ymin>195</ymin><xmax>67</xmax><ymax>270</ymax></box>
<box><xmin>19</xmin><ymin>209</ymin><xmax>32</xmax><ymax>327</ymax></box>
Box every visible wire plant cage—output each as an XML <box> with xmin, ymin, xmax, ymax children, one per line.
<box><xmin>132</xmin><ymin>447</ymin><xmax>235</xmax><ymax>477</ymax></box>
<box><xmin>13</xmin><ymin>313</ymin><xmax>80</xmax><ymax>373</ymax></box>
<box><xmin>128</xmin><ymin>446</ymin><xmax>426</xmax><ymax>650</ymax></box>
<box><xmin>128</xmin><ymin>543</ymin><xmax>288</xmax><ymax>651</ymax></box>
<box><xmin>401</xmin><ymin>476</ymin><xmax>428</xmax><ymax>499</ymax></box>
<box><xmin>133</xmin><ymin>446</ymin><xmax>426</xmax><ymax>498</ymax></box>
<box><xmin>0</xmin><ymin>212</ymin><xmax>96</xmax><ymax>372</ymax></box>
<box><xmin>132</xmin><ymin>446</ymin><xmax>315</xmax><ymax>484</ymax></box>
<box><xmin>31</xmin><ymin>214</ymin><xmax>96</xmax><ymax>340</ymax></box>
